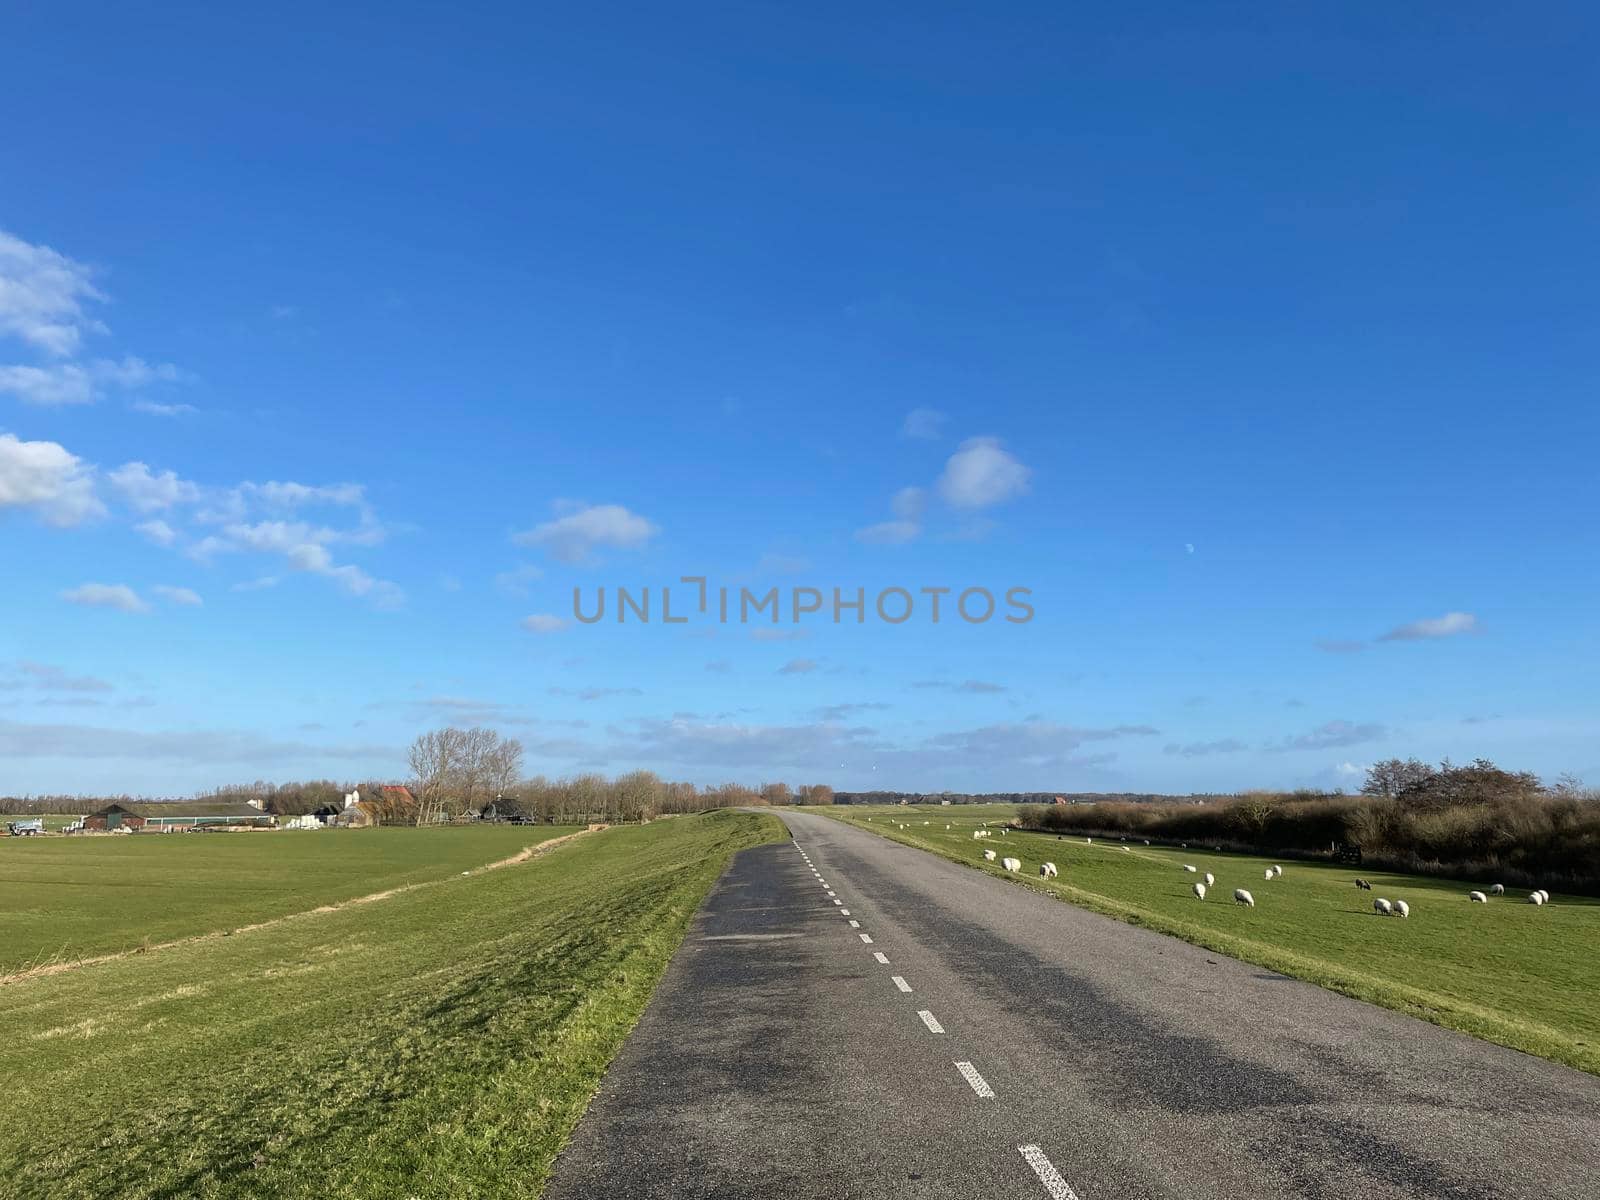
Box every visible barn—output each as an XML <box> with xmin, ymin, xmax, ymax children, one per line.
<box><xmin>139</xmin><ymin>801</ymin><xmax>277</xmax><ymax>829</ymax></box>
<box><xmin>83</xmin><ymin>801</ymin><xmax>277</xmax><ymax>831</ymax></box>
<box><xmin>81</xmin><ymin>802</ymin><xmax>144</xmax><ymax>831</ymax></box>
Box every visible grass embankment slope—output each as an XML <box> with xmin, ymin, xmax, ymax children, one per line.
<box><xmin>0</xmin><ymin>825</ymin><xmax>576</xmax><ymax>973</ymax></box>
<box><xmin>824</xmin><ymin>805</ymin><xmax>1600</xmax><ymax>1075</ymax></box>
<box><xmin>0</xmin><ymin>811</ymin><xmax>785</xmax><ymax>1199</ymax></box>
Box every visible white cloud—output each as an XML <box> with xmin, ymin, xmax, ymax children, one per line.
<box><xmin>900</xmin><ymin>407</ymin><xmax>948</xmax><ymax>440</ymax></box>
<box><xmin>12</xmin><ymin>661</ymin><xmax>114</xmax><ymax>693</ymax></box>
<box><xmin>855</xmin><ymin>519</ymin><xmax>921</xmax><ymax>545</ymax></box>
<box><xmin>108</xmin><ymin>462</ymin><xmax>201</xmax><ymax>513</ymax></box>
<box><xmin>0</xmin><ymin>433</ymin><xmax>104</xmax><ymax>526</ymax></box>
<box><xmin>890</xmin><ymin>486</ymin><xmax>927</xmax><ymax>521</ymax></box>
<box><xmin>0</xmin><ymin>717</ymin><xmax>393</xmax><ymax>765</ymax></box>
<box><xmin>495</xmin><ymin>563</ymin><xmax>544</xmax><ymax>596</ymax></box>
<box><xmin>240</xmin><ymin>480</ymin><xmax>367</xmax><ymax>510</ymax></box>
<box><xmin>230</xmin><ymin>576</ymin><xmax>280</xmax><ymax>592</ymax></box>
<box><xmin>1379</xmin><ymin>611</ymin><xmax>1479</xmax><ymax>642</ymax></box>
<box><xmin>134</xmin><ymin>519</ymin><xmax>177</xmax><ymax>546</ymax></box>
<box><xmin>522</xmin><ymin>614</ymin><xmax>568</xmax><ymax>634</ymax></box>
<box><xmin>131</xmin><ymin>399</ymin><xmax>198</xmax><ymax>417</ymax></box>
<box><xmin>61</xmin><ymin>583</ymin><xmax>148</xmax><ymax>613</ymax></box>
<box><xmin>191</xmin><ymin>519</ymin><xmax>400</xmax><ymax>607</ymax></box>
<box><xmin>1272</xmin><ymin>720</ymin><xmax>1389</xmax><ymax>752</ymax></box>
<box><xmin>856</xmin><ymin>486</ymin><xmax>928</xmax><ymax>544</ymax></box>
<box><xmin>0</xmin><ymin>357</ymin><xmax>182</xmax><ymax>406</ymax></box>
<box><xmin>0</xmin><ymin>230</ymin><xmax>106</xmax><ymax>356</ymax></box>
<box><xmin>937</xmin><ymin>436</ymin><xmax>1031</xmax><ymax>509</ymax></box>
<box><xmin>777</xmin><ymin>658</ymin><xmax>819</xmax><ymax>674</ymax></box>
<box><xmin>513</xmin><ymin>502</ymin><xmax>659</xmax><ymax>563</ymax></box>
<box><xmin>152</xmin><ymin>585</ymin><xmax>203</xmax><ymax>606</ymax></box>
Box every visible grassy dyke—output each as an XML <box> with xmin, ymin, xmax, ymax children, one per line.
<box><xmin>822</xmin><ymin>805</ymin><xmax>1600</xmax><ymax>1075</ymax></box>
<box><xmin>0</xmin><ymin>810</ymin><xmax>786</xmax><ymax>1198</ymax></box>
<box><xmin>0</xmin><ymin>825</ymin><xmax>576</xmax><ymax>972</ymax></box>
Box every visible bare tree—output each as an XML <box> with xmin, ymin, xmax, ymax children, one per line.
<box><xmin>485</xmin><ymin>736</ymin><xmax>525</xmax><ymax>803</ymax></box>
<box><xmin>1362</xmin><ymin>758</ymin><xmax>1435</xmax><ymax>798</ymax></box>
<box><xmin>408</xmin><ymin>727</ymin><xmax>466</xmax><ymax>825</ymax></box>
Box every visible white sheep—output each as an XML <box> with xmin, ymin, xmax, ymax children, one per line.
<box><xmin>1272</xmin><ymin>865</ymin><xmax>1284</xmax><ymax>878</ymax></box>
<box><xmin>1203</xmin><ymin>872</ymin><xmax>1215</xmax><ymax>887</ymax></box>
<box><xmin>1529</xmin><ymin>891</ymin><xmax>1545</xmax><ymax>905</ymax></box>
<box><xmin>1538</xmin><ymin>890</ymin><xmax>1551</xmax><ymax>903</ymax></box>
<box><xmin>1489</xmin><ymin>883</ymin><xmax>1505</xmax><ymax>895</ymax></box>
<box><xmin>1393</xmin><ymin>900</ymin><xmax>1409</xmax><ymax>918</ymax></box>
<box><xmin>1469</xmin><ymin>890</ymin><xmax>1488</xmax><ymax>903</ymax></box>
<box><xmin>1085</xmin><ymin>837</ymin><xmax>1092</xmax><ymax>844</ymax></box>
<box><xmin>1234</xmin><ymin>888</ymin><xmax>1254</xmax><ymax>907</ymax></box>
<box><xmin>1182</xmin><ymin>864</ymin><xmax>1197</xmax><ymax>873</ymax></box>
<box><xmin>1374</xmin><ymin>898</ymin><xmax>1393</xmax><ymax>916</ymax></box>
<box><xmin>1263</xmin><ymin>868</ymin><xmax>1275</xmax><ymax>881</ymax></box>
<box><xmin>983</xmin><ymin>849</ymin><xmax>997</xmax><ymax>862</ymax></box>
<box><xmin>1002</xmin><ymin>857</ymin><xmax>1021</xmax><ymax>872</ymax></box>
<box><xmin>1192</xmin><ymin>882</ymin><xmax>1207</xmax><ymax>900</ymax></box>
<box><xmin>1040</xmin><ymin>862</ymin><xmax>1058</xmax><ymax>878</ymax></box>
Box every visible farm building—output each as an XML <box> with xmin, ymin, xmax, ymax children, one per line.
<box><xmin>83</xmin><ymin>801</ymin><xmax>277</xmax><ymax>831</ymax></box>
<box><xmin>81</xmin><ymin>803</ymin><xmax>145</xmax><ymax>831</ymax></box>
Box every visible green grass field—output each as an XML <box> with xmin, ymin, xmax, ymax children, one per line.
<box><xmin>825</xmin><ymin>804</ymin><xmax>1600</xmax><ymax>1075</ymax></box>
<box><xmin>0</xmin><ymin>825</ymin><xmax>575</xmax><ymax>973</ymax></box>
<box><xmin>0</xmin><ymin>810</ymin><xmax>786</xmax><ymax>1198</ymax></box>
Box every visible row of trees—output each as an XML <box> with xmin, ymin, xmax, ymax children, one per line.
<box><xmin>399</xmin><ymin>728</ymin><xmax>836</xmax><ymax>824</ymax></box>
<box><xmin>1020</xmin><ymin>760</ymin><xmax>1600</xmax><ymax>892</ymax></box>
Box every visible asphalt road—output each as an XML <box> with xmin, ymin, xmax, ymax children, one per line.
<box><xmin>543</xmin><ymin>810</ymin><xmax>1600</xmax><ymax>1199</ymax></box>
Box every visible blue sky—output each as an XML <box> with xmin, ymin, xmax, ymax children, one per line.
<box><xmin>3</xmin><ymin>2</ymin><xmax>1597</xmax><ymax>796</ymax></box>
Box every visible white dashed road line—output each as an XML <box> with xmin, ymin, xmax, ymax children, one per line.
<box><xmin>1018</xmin><ymin>1146</ymin><xmax>1081</xmax><ymax>1200</ymax></box>
<box><xmin>918</xmin><ymin>1010</ymin><xmax>945</xmax><ymax>1034</ymax></box>
<box><xmin>840</xmin><ymin>909</ymin><xmax>850</xmax><ymax>915</ymax></box>
<box><xmin>872</xmin><ymin>951</ymin><xmax>889</xmax><ymax>964</ymax></box>
<box><xmin>954</xmin><ymin>1061</ymin><xmax>994</xmax><ymax>1098</ymax></box>
<box><xmin>859</xmin><ymin>933</ymin><xmax>873</xmax><ymax>944</ymax></box>
<box><xmin>849</xmin><ymin>920</ymin><xmax>860</xmax><ymax>928</ymax></box>
<box><xmin>891</xmin><ymin>975</ymin><xmax>912</xmax><ymax>992</ymax></box>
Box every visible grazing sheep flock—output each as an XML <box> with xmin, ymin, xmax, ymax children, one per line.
<box><xmin>932</xmin><ymin>815</ymin><xmax>1568</xmax><ymax>930</ymax></box>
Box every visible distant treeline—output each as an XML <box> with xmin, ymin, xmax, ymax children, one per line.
<box><xmin>833</xmin><ymin>790</ymin><xmax>1233</xmax><ymax>806</ymax></box>
<box><xmin>1018</xmin><ymin>760</ymin><xmax>1600</xmax><ymax>893</ymax></box>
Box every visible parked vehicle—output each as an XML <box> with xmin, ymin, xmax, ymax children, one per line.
<box><xmin>6</xmin><ymin>819</ymin><xmax>45</xmax><ymax>836</ymax></box>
